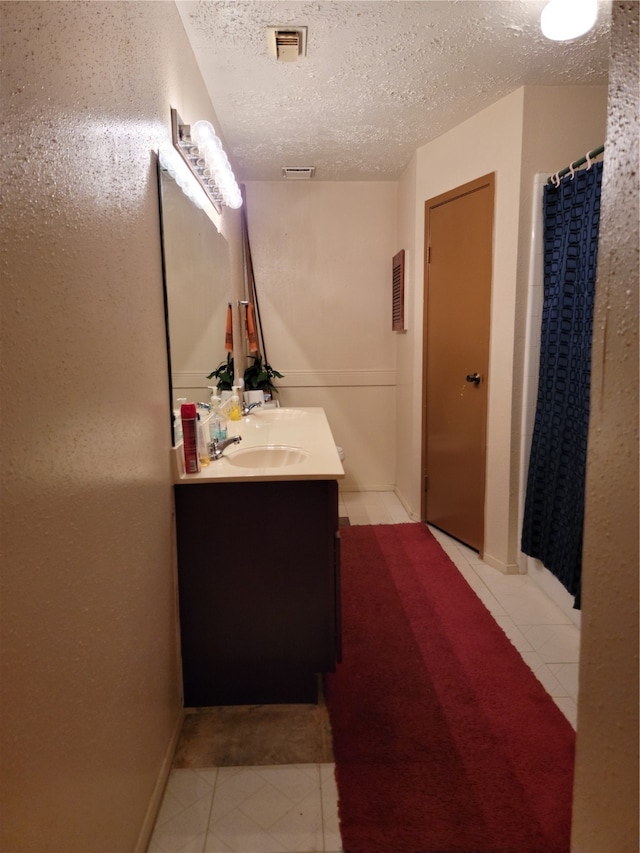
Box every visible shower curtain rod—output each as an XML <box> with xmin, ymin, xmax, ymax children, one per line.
<box><xmin>547</xmin><ymin>144</ymin><xmax>605</xmax><ymax>185</ymax></box>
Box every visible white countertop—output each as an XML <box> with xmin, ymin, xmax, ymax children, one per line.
<box><xmin>172</xmin><ymin>407</ymin><xmax>345</xmax><ymax>484</ymax></box>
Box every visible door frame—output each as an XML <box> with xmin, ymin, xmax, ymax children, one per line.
<box><xmin>420</xmin><ymin>172</ymin><xmax>495</xmax><ymax>549</ymax></box>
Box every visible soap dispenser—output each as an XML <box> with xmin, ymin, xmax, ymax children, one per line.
<box><xmin>207</xmin><ymin>386</ymin><xmax>228</xmax><ymax>441</ymax></box>
<box><xmin>227</xmin><ymin>385</ymin><xmax>242</xmax><ymax>421</ymax></box>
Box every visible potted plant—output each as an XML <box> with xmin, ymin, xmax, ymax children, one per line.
<box><xmin>243</xmin><ymin>355</ymin><xmax>284</xmax><ymax>399</ymax></box>
<box><xmin>206</xmin><ymin>353</ymin><xmax>234</xmax><ymax>392</ymax></box>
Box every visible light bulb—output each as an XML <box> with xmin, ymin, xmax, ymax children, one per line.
<box><xmin>226</xmin><ymin>189</ymin><xmax>243</xmax><ymax>209</ymax></box>
<box><xmin>540</xmin><ymin>0</ymin><xmax>597</xmax><ymax>41</ymax></box>
<box><xmin>173</xmin><ymin>112</ymin><xmax>242</xmax><ymax>209</ymax></box>
<box><xmin>191</xmin><ymin>120</ymin><xmax>218</xmax><ymax>147</ymax></box>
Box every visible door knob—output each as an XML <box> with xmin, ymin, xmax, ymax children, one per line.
<box><xmin>466</xmin><ymin>373</ymin><xmax>481</xmax><ymax>386</ymax></box>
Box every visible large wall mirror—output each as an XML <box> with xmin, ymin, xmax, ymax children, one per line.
<box><xmin>157</xmin><ymin>158</ymin><xmax>232</xmax><ymax>445</ymax></box>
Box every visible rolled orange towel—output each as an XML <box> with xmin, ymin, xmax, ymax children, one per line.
<box><xmin>225</xmin><ymin>303</ymin><xmax>233</xmax><ymax>351</ymax></box>
<box><xmin>246</xmin><ymin>302</ymin><xmax>259</xmax><ymax>354</ymax></box>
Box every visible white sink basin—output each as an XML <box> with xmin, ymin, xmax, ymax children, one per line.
<box><xmin>225</xmin><ymin>445</ymin><xmax>310</xmax><ymax>468</ymax></box>
<box><xmin>254</xmin><ymin>408</ymin><xmax>308</xmax><ymax>422</ymax></box>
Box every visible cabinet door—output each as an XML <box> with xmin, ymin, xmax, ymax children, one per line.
<box><xmin>174</xmin><ymin>480</ymin><xmax>339</xmax><ymax>705</ymax></box>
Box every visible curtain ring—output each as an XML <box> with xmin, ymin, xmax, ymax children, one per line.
<box><xmin>552</xmin><ymin>172</ymin><xmax>560</xmax><ymax>187</ymax></box>
<box><xmin>585</xmin><ymin>151</ymin><xmax>593</xmax><ymax>170</ymax></box>
<box><xmin>569</xmin><ymin>162</ymin><xmax>576</xmax><ymax>180</ymax></box>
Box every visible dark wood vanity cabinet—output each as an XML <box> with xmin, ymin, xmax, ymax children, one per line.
<box><xmin>174</xmin><ymin>479</ymin><xmax>341</xmax><ymax>706</ymax></box>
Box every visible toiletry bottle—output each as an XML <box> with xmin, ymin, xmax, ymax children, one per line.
<box><xmin>197</xmin><ymin>413</ymin><xmax>210</xmax><ymax>467</ymax></box>
<box><xmin>227</xmin><ymin>386</ymin><xmax>242</xmax><ymax>421</ymax></box>
<box><xmin>172</xmin><ymin>412</ymin><xmax>183</xmax><ymax>445</ymax></box>
<box><xmin>180</xmin><ymin>403</ymin><xmax>201</xmax><ymax>474</ymax></box>
<box><xmin>173</xmin><ymin>397</ymin><xmax>187</xmax><ymax>444</ymax></box>
<box><xmin>208</xmin><ymin>387</ymin><xmax>228</xmax><ymax>441</ymax></box>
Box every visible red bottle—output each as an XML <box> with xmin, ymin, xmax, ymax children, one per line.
<box><xmin>181</xmin><ymin>403</ymin><xmax>201</xmax><ymax>474</ymax></box>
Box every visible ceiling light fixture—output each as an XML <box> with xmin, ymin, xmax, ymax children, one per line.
<box><xmin>171</xmin><ymin>108</ymin><xmax>242</xmax><ymax>210</ymax></box>
<box><xmin>540</xmin><ymin>0</ymin><xmax>598</xmax><ymax>41</ymax></box>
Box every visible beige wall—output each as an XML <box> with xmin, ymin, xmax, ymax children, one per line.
<box><xmin>395</xmin><ymin>154</ymin><xmax>419</xmax><ymax>517</ymax></box>
<box><xmin>0</xmin><ymin>2</ymin><xmax>228</xmax><ymax>850</ymax></box>
<box><xmin>2</xmin><ymin>1</ymin><xmax>636</xmax><ymax>850</ymax></box>
<box><xmin>397</xmin><ymin>88</ymin><xmax>526</xmax><ymax>567</ymax></box>
<box><xmin>242</xmin><ymin>181</ymin><xmax>398</xmax><ymax>491</ymax></box>
<box><xmin>396</xmin><ymin>85</ymin><xmax>608</xmax><ymax>570</ymax></box>
<box><xmin>572</xmin><ymin>3</ymin><xmax>639</xmax><ymax>849</ymax></box>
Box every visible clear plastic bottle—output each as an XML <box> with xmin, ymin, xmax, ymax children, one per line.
<box><xmin>197</xmin><ymin>413</ymin><xmax>210</xmax><ymax>467</ymax></box>
<box><xmin>173</xmin><ymin>397</ymin><xmax>187</xmax><ymax>445</ymax></box>
<box><xmin>207</xmin><ymin>389</ymin><xmax>228</xmax><ymax>442</ymax></box>
<box><xmin>226</xmin><ymin>386</ymin><xmax>242</xmax><ymax>421</ymax></box>
<box><xmin>173</xmin><ymin>412</ymin><xmax>183</xmax><ymax>445</ymax></box>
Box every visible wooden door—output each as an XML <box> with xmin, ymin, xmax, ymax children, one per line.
<box><xmin>422</xmin><ymin>174</ymin><xmax>494</xmax><ymax>552</ymax></box>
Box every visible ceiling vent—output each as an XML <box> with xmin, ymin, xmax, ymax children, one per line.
<box><xmin>282</xmin><ymin>166</ymin><xmax>315</xmax><ymax>180</ymax></box>
<box><xmin>267</xmin><ymin>26</ymin><xmax>307</xmax><ymax>62</ymax></box>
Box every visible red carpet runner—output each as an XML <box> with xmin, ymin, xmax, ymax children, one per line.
<box><xmin>325</xmin><ymin>524</ymin><xmax>575</xmax><ymax>853</ymax></box>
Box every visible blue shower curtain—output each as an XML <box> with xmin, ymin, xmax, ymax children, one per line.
<box><xmin>521</xmin><ymin>161</ymin><xmax>603</xmax><ymax>608</ymax></box>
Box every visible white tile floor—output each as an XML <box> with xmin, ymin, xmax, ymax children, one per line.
<box><xmin>148</xmin><ymin>490</ymin><xmax>580</xmax><ymax>853</ymax></box>
<box><xmin>148</xmin><ymin>764</ymin><xmax>340</xmax><ymax>853</ymax></box>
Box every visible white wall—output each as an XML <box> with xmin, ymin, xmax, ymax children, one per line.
<box><xmin>0</xmin><ymin>3</ymin><xmax>229</xmax><ymax>850</ymax></box>
<box><xmin>242</xmin><ymin>181</ymin><xmax>398</xmax><ymax>491</ymax></box>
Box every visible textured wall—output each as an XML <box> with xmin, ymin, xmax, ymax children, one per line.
<box><xmin>0</xmin><ymin>2</ymin><xmax>223</xmax><ymax>850</ymax></box>
<box><xmin>572</xmin><ymin>3</ymin><xmax>640</xmax><ymax>849</ymax></box>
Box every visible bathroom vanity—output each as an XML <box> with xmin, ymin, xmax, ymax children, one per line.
<box><xmin>172</xmin><ymin>408</ymin><xmax>344</xmax><ymax>705</ymax></box>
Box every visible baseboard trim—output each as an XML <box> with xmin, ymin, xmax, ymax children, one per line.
<box><xmin>135</xmin><ymin>707</ymin><xmax>185</xmax><ymax>853</ymax></box>
<box><xmin>338</xmin><ymin>485</ymin><xmax>421</xmax><ymax>520</ymax></box>
<box><xmin>339</xmin><ymin>484</ymin><xmax>396</xmax><ymax>493</ymax></box>
<box><xmin>393</xmin><ymin>488</ymin><xmax>421</xmax><ymax>521</ymax></box>
<box><xmin>481</xmin><ymin>551</ymin><xmax>520</xmax><ymax>575</ymax></box>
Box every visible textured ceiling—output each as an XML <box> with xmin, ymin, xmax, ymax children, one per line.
<box><xmin>176</xmin><ymin>0</ymin><xmax>611</xmax><ymax>180</ymax></box>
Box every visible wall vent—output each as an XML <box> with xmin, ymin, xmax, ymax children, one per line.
<box><xmin>282</xmin><ymin>166</ymin><xmax>315</xmax><ymax>180</ymax></box>
<box><xmin>267</xmin><ymin>27</ymin><xmax>307</xmax><ymax>62</ymax></box>
<box><xmin>392</xmin><ymin>250</ymin><xmax>406</xmax><ymax>332</ymax></box>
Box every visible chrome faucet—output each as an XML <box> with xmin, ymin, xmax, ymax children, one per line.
<box><xmin>210</xmin><ymin>435</ymin><xmax>242</xmax><ymax>460</ymax></box>
<box><xmin>242</xmin><ymin>401</ymin><xmax>262</xmax><ymax>416</ymax></box>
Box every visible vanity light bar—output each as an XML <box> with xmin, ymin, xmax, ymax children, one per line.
<box><xmin>171</xmin><ymin>108</ymin><xmax>242</xmax><ymax>210</ymax></box>
<box><xmin>159</xmin><ymin>146</ymin><xmax>207</xmax><ymax>210</ymax></box>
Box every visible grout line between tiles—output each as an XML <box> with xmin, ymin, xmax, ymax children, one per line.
<box><xmin>203</xmin><ymin>768</ymin><xmax>219</xmax><ymax>852</ymax></box>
